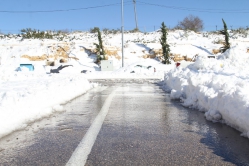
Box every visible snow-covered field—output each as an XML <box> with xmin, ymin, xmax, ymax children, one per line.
<box><xmin>0</xmin><ymin>30</ymin><xmax>249</xmax><ymax>139</ymax></box>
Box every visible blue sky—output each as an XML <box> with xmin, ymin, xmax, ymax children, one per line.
<box><xmin>0</xmin><ymin>0</ymin><xmax>249</xmax><ymax>34</ymax></box>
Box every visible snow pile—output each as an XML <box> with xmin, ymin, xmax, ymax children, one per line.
<box><xmin>0</xmin><ymin>72</ymin><xmax>96</xmax><ymax>139</ymax></box>
<box><xmin>163</xmin><ymin>45</ymin><xmax>249</xmax><ymax>138</ymax></box>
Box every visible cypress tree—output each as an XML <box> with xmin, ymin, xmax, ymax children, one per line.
<box><xmin>160</xmin><ymin>22</ymin><xmax>171</xmax><ymax>64</ymax></box>
<box><xmin>220</xmin><ymin>19</ymin><xmax>230</xmax><ymax>53</ymax></box>
<box><xmin>94</xmin><ymin>29</ymin><xmax>106</xmax><ymax>63</ymax></box>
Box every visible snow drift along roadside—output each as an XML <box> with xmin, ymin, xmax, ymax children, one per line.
<box><xmin>0</xmin><ymin>73</ymin><xmax>96</xmax><ymax>139</ymax></box>
<box><xmin>163</xmin><ymin>46</ymin><xmax>249</xmax><ymax>138</ymax></box>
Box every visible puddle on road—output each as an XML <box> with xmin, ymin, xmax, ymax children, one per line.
<box><xmin>167</xmin><ymin>99</ymin><xmax>249</xmax><ymax>165</ymax></box>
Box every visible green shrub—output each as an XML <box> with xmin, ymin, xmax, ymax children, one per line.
<box><xmin>21</xmin><ymin>28</ymin><xmax>53</xmax><ymax>39</ymax></box>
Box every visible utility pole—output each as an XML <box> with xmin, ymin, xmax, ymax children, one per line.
<box><xmin>121</xmin><ymin>0</ymin><xmax>124</xmax><ymax>67</ymax></box>
<box><xmin>133</xmin><ymin>0</ymin><xmax>138</xmax><ymax>30</ymax></box>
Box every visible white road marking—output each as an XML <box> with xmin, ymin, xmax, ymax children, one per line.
<box><xmin>66</xmin><ymin>89</ymin><xmax>116</xmax><ymax>166</ymax></box>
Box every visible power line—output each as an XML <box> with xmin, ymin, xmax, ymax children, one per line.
<box><xmin>136</xmin><ymin>1</ymin><xmax>249</xmax><ymax>13</ymax></box>
<box><xmin>0</xmin><ymin>1</ymin><xmax>132</xmax><ymax>13</ymax></box>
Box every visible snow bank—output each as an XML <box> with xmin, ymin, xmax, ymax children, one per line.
<box><xmin>163</xmin><ymin>46</ymin><xmax>249</xmax><ymax>138</ymax></box>
<box><xmin>0</xmin><ymin>72</ymin><xmax>96</xmax><ymax>139</ymax></box>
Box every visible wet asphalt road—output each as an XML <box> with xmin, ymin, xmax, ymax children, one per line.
<box><xmin>0</xmin><ymin>79</ymin><xmax>249</xmax><ymax>166</ymax></box>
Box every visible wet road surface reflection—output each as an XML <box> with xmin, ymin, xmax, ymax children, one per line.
<box><xmin>0</xmin><ymin>79</ymin><xmax>249</xmax><ymax>165</ymax></box>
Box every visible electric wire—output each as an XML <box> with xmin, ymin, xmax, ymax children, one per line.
<box><xmin>136</xmin><ymin>1</ymin><xmax>249</xmax><ymax>13</ymax></box>
<box><xmin>0</xmin><ymin>1</ymin><xmax>132</xmax><ymax>13</ymax></box>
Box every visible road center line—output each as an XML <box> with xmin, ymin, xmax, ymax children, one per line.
<box><xmin>66</xmin><ymin>88</ymin><xmax>116</xmax><ymax>166</ymax></box>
